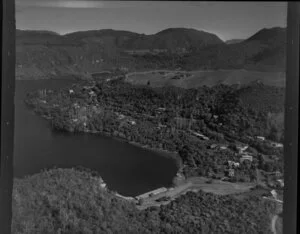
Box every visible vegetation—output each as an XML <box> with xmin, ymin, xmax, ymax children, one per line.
<box><xmin>16</xmin><ymin>27</ymin><xmax>286</xmax><ymax>80</ymax></box>
<box><xmin>12</xmin><ymin>168</ymin><xmax>277</xmax><ymax>234</ymax></box>
<box><xmin>25</xmin><ymin>79</ymin><xmax>284</xmax><ymax>181</ymax></box>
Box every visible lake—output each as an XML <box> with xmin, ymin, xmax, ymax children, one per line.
<box><xmin>13</xmin><ymin>80</ymin><xmax>178</xmax><ymax>196</ymax></box>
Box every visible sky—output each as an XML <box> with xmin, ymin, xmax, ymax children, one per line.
<box><xmin>16</xmin><ymin>1</ymin><xmax>287</xmax><ymax>41</ymax></box>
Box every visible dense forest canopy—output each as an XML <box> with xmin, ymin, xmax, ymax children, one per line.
<box><xmin>12</xmin><ymin>168</ymin><xmax>278</xmax><ymax>234</ymax></box>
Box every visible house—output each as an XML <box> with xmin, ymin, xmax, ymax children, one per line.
<box><xmin>129</xmin><ymin>120</ymin><xmax>136</xmax><ymax>125</ymax></box>
<box><xmin>202</xmin><ymin>136</ymin><xmax>209</xmax><ymax>141</ymax></box>
<box><xmin>69</xmin><ymin>89</ymin><xmax>74</xmax><ymax>94</ymax></box>
<box><xmin>228</xmin><ymin>161</ymin><xmax>240</xmax><ymax>168</ymax></box>
<box><xmin>83</xmin><ymin>85</ymin><xmax>94</xmax><ymax>90</ymax></box>
<box><xmin>236</xmin><ymin>144</ymin><xmax>249</xmax><ymax>153</ymax></box>
<box><xmin>271</xmin><ymin>190</ymin><xmax>278</xmax><ymax>200</ymax></box>
<box><xmin>228</xmin><ymin>161</ymin><xmax>234</xmax><ymax>167</ymax></box>
<box><xmin>275</xmin><ymin>171</ymin><xmax>282</xmax><ymax>178</ymax></box>
<box><xmin>227</xmin><ymin>169</ymin><xmax>235</xmax><ymax>177</ymax></box>
<box><xmin>156</xmin><ymin>107</ymin><xmax>166</xmax><ymax>112</ymax></box>
<box><xmin>240</xmin><ymin>154</ymin><xmax>253</xmax><ymax>163</ymax></box>
<box><xmin>89</xmin><ymin>90</ymin><xmax>96</xmax><ymax>97</ymax></box>
<box><xmin>256</xmin><ymin>136</ymin><xmax>265</xmax><ymax>141</ymax></box>
<box><xmin>221</xmin><ymin>177</ymin><xmax>230</xmax><ymax>181</ymax></box>
<box><xmin>220</xmin><ymin>145</ymin><xmax>228</xmax><ymax>150</ymax></box>
<box><xmin>270</xmin><ymin>142</ymin><xmax>284</xmax><ymax>148</ymax></box>
<box><xmin>277</xmin><ymin>179</ymin><xmax>284</xmax><ymax>187</ymax></box>
<box><xmin>73</xmin><ymin>103</ymin><xmax>80</xmax><ymax>109</ymax></box>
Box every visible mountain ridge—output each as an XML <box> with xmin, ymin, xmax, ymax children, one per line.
<box><xmin>16</xmin><ymin>26</ymin><xmax>286</xmax><ymax>80</ymax></box>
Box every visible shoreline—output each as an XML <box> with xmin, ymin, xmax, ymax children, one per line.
<box><xmin>40</xmin><ymin>114</ymin><xmax>183</xmax><ymax>169</ymax></box>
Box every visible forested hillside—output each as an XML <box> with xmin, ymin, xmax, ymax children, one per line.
<box><xmin>16</xmin><ymin>27</ymin><xmax>286</xmax><ymax>80</ymax></box>
<box><xmin>12</xmin><ymin>168</ymin><xmax>277</xmax><ymax>234</ymax></box>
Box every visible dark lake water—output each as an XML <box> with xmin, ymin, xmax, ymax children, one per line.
<box><xmin>14</xmin><ymin>80</ymin><xmax>178</xmax><ymax>196</ymax></box>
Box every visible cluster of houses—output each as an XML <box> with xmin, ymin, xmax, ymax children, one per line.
<box><xmin>222</xmin><ymin>143</ymin><xmax>255</xmax><ymax>178</ymax></box>
<box><xmin>262</xmin><ymin>170</ymin><xmax>284</xmax><ymax>189</ymax></box>
<box><xmin>69</xmin><ymin>85</ymin><xmax>97</xmax><ymax>98</ymax></box>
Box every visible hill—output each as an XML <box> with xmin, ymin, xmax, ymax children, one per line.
<box><xmin>16</xmin><ymin>27</ymin><xmax>286</xmax><ymax>80</ymax></box>
<box><xmin>12</xmin><ymin>168</ymin><xmax>278</xmax><ymax>234</ymax></box>
<box><xmin>123</xmin><ymin>28</ymin><xmax>224</xmax><ymax>51</ymax></box>
<box><xmin>180</xmin><ymin>27</ymin><xmax>286</xmax><ymax>72</ymax></box>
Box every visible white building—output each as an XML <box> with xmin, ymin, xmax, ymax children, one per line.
<box><xmin>228</xmin><ymin>169</ymin><xmax>235</xmax><ymax>177</ymax></box>
<box><xmin>271</xmin><ymin>190</ymin><xmax>278</xmax><ymax>200</ymax></box>
<box><xmin>73</xmin><ymin>103</ymin><xmax>80</xmax><ymax>109</ymax></box>
<box><xmin>270</xmin><ymin>142</ymin><xmax>284</xmax><ymax>148</ymax></box>
<box><xmin>117</xmin><ymin>114</ymin><xmax>125</xmax><ymax>120</ymax></box>
<box><xmin>277</xmin><ymin>179</ymin><xmax>284</xmax><ymax>187</ymax></box>
<box><xmin>89</xmin><ymin>91</ymin><xmax>96</xmax><ymax>97</ymax></box>
<box><xmin>228</xmin><ymin>161</ymin><xmax>240</xmax><ymax>168</ymax></box>
<box><xmin>220</xmin><ymin>145</ymin><xmax>228</xmax><ymax>150</ymax></box>
<box><xmin>237</xmin><ymin>144</ymin><xmax>249</xmax><ymax>153</ymax></box>
<box><xmin>129</xmin><ymin>120</ymin><xmax>136</xmax><ymax>125</ymax></box>
<box><xmin>256</xmin><ymin>136</ymin><xmax>265</xmax><ymax>141</ymax></box>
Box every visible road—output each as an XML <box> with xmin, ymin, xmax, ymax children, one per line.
<box><xmin>264</xmin><ymin>198</ymin><xmax>283</xmax><ymax>234</ymax></box>
<box><xmin>271</xmin><ymin>215</ymin><xmax>278</xmax><ymax>234</ymax></box>
<box><xmin>135</xmin><ymin>176</ymin><xmax>255</xmax><ymax>210</ymax></box>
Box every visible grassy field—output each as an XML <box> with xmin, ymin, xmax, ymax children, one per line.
<box><xmin>136</xmin><ymin>176</ymin><xmax>256</xmax><ymax>210</ymax></box>
<box><xmin>125</xmin><ymin>69</ymin><xmax>286</xmax><ymax>88</ymax></box>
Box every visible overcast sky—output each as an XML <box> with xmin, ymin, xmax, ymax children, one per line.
<box><xmin>16</xmin><ymin>1</ymin><xmax>287</xmax><ymax>41</ymax></box>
